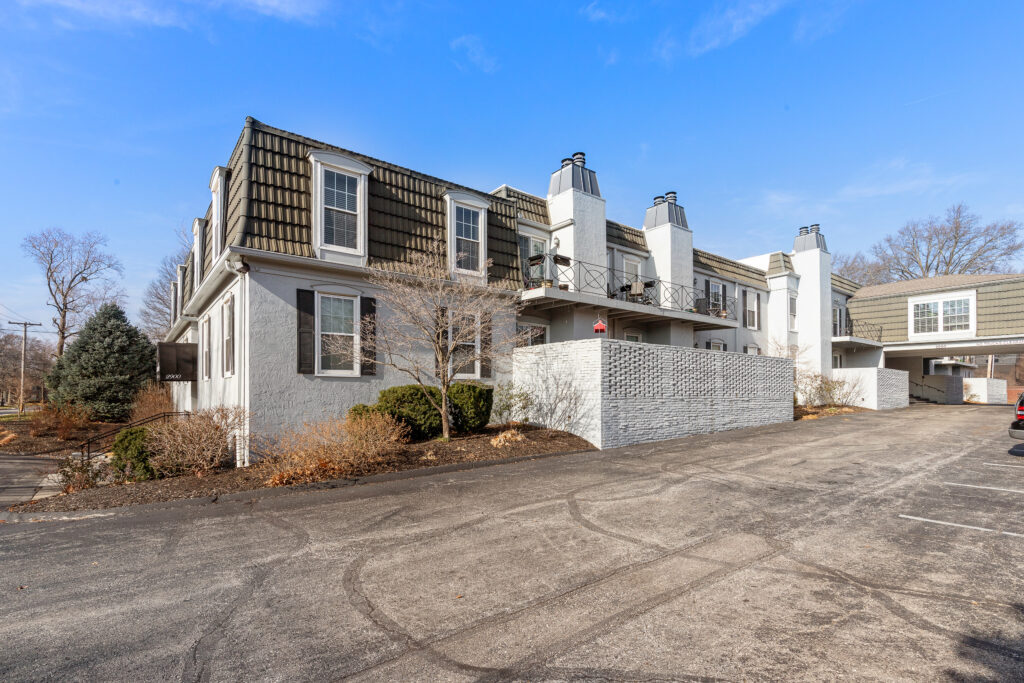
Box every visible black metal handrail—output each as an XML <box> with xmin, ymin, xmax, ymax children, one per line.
<box><xmin>909</xmin><ymin>379</ymin><xmax>946</xmax><ymax>397</ymax></box>
<box><xmin>523</xmin><ymin>253</ymin><xmax>738</xmax><ymax>321</ymax></box>
<box><xmin>832</xmin><ymin>319</ymin><xmax>883</xmax><ymax>342</ymax></box>
<box><xmin>4</xmin><ymin>411</ymin><xmax>190</xmax><ymax>458</ymax></box>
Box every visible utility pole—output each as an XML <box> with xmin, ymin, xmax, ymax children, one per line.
<box><xmin>8</xmin><ymin>321</ymin><xmax>42</xmax><ymax>415</ymax></box>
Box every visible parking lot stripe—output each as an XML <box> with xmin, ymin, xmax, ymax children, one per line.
<box><xmin>943</xmin><ymin>481</ymin><xmax>1024</xmax><ymax>495</ymax></box>
<box><xmin>898</xmin><ymin>514</ymin><xmax>1024</xmax><ymax>538</ymax></box>
<box><xmin>983</xmin><ymin>462</ymin><xmax>1024</xmax><ymax>469</ymax></box>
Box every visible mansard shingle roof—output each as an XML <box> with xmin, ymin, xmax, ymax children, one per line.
<box><xmin>222</xmin><ymin>118</ymin><xmax>522</xmax><ymax>289</ymax></box>
<box><xmin>693</xmin><ymin>249</ymin><xmax>768</xmax><ymax>289</ymax></box>
<box><xmin>492</xmin><ymin>185</ymin><xmax>550</xmax><ymax>225</ymax></box>
<box><xmin>606</xmin><ymin>220</ymin><xmax>648</xmax><ymax>251</ymax></box>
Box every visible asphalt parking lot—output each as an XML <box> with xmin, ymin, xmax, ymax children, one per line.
<box><xmin>1</xmin><ymin>404</ymin><xmax>1023</xmax><ymax>681</ymax></box>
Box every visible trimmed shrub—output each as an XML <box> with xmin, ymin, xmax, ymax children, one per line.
<box><xmin>376</xmin><ymin>385</ymin><xmax>444</xmax><ymax>441</ymax></box>
<box><xmin>347</xmin><ymin>403</ymin><xmax>380</xmax><ymax>419</ymax></box>
<box><xmin>449</xmin><ymin>382</ymin><xmax>493</xmax><ymax>433</ymax></box>
<box><xmin>111</xmin><ymin>426</ymin><xmax>154</xmax><ymax>481</ymax></box>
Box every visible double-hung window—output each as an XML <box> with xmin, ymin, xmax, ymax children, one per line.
<box><xmin>201</xmin><ymin>317</ymin><xmax>211</xmax><ymax>380</ymax></box>
<box><xmin>624</xmin><ymin>257</ymin><xmax>641</xmax><ymax>283</ymax></box>
<box><xmin>518</xmin><ymin>235</ymin><xmax>547</xmax><ymax>285</ymax></box>
<box><xmin>746</xmin><ymin>291</ymin><xmax>758</xmax><ymax>329</ymax></box>
<box><xmin>455</xmin><ymin>206</ymin><xmax>481</xmax><ymax>272</ymax></box>
<box><xmin>318</xmin><ymin>293</ymin><xmax>358</xmax><ymax>376</ymax></box>
<box><xmin>909</xmin><ymin>291</ymin><xmax>975</xmax><ymax>337</ymax></box>
<box><xmin>222</xmin><ymin>294</ymin><xmax>235</xmax><ymax>377</ymax></box>
<box><xmin>323</xmin><ymin>169</ymin><xmax>359</xmax><ymax>250</ymax></box>
<box><xmin>517</xmin><ymin>323</ymin><xmax>548</xmax><ymax>346</ymax></box>
<box><xmin>789</xmin><ymin>294</ymin><xmax>798</xmax><ymax>332</ymax></box>
<box><xmin>309</xmin><ymin>150</ymin><xmax>371</xmax><ymax>259</ymax></box>
<box><xmin>451</xmin><ymin>312</ymin><xmax>480</xmax><ymax>379</ymax></box>
<box><xmin>913</xmin><ymin>302</ymin><xmax>939</xmax><ymax>334</ymax></box>
<box><xmin>445</xmin><ymin>191</ymin><xmax>489</xmax><ymax>276</ymax></box>
<box><xmin>943</xmin><ymin>298</ymin><xmax>970</xmax><ymax>331</ymax></box>
<box><xmin>710</xmin><ymin>282</ymin><xmax>724</xmax><ymax>310</ymax></box>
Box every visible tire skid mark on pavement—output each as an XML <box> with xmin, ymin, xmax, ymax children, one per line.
<box><xmin>341</xmin><ymin>533</ymin><xmax>786</xmax><ymax>681</ymax></box>
<box><xmin>180</xmin><ymin>514</ymin><xmax>313</xmax><ymax>683</ymax></box>
<box><xmin>789</xmin><ymin>558</ymin><xmax>1024</xmax><ymax>663</ymax></box>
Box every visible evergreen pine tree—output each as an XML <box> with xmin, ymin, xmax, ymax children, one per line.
<box><xmin>46</xmin><ymin>303</ymin><xmax>156</xmax><ymax>421</ymax></box>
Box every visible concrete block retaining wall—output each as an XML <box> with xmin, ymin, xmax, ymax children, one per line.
<box><xmin>962</xmin><ymin>378</ymin><xmax>1009</xmax><ymax>405</ymax></box>
<box><xmin>832</xmin><ymin>368</ymin><xmax>909</xmax><ymax>411</ymax></box>
<box><xmin>513</xmin><ymin>339</ymin><xmax>794</xmax><ymax>449</ymax></box>
<box><xmin>915</xmin><ymin>375</ymin><xmax>964</xmax><ymax>405</ymax></box>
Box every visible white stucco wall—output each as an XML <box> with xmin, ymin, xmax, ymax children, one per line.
<box><xmin>513</xmin><ymin>339</ymin><xmax>794</xmax><ymax>449</ymax></box>
<box><xmin>832</xmin><ymin>367</ymin><xmax>909</xmax><ymax>411</ymax></box>
<box><xmin>962</xmin><ymin>378</ymin><xmax>1008</xmax><ymax>404</ymax></box>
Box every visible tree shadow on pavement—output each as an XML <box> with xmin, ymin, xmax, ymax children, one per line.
<box><xmin>943</xmin><ymin>603</ymin><xmax>1024</xmax><ymax>681</ymax></box>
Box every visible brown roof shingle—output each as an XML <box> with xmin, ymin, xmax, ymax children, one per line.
<box><xmin>491</xmin><ymin>185</ymin><xmax>550</xmax><ymax>225</ymax></box>
<box><xmin>693</xmin><ymin>249</ymin><xmax>767</xmax><ymax>289</ymax></box>
<box><xmin>851</xmin><ymin>273</ymin><xmax>1024</xmax><ymax>299</ymax></box>
<box><xmin>606</xmin><ymin>220</ymin><xmax>648</xmax><ymax>251</ymax></box>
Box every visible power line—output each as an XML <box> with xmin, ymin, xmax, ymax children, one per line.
<box><xmin>0</xmin><ymin>302</ymin><xmax>36</xmax><ymax>321</ymax></box>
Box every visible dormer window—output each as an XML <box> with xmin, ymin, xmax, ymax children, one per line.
<box><xmin>309</xmin><ymin>150</ymin><xmax>373</xmax><ymax>261</ymax></box>
<box><xmin>444</xmin><ymin>191</ymin><xmax>489</xmax><ymax>276</ymax></box>
<box><xmin>324</xmin><ymin>169</ymin><xmax>359</xmax><ymax>250</ymax></box>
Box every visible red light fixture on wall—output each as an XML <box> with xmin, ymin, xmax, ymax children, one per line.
<box><xmin>593</xmin><ymin>318</ymin><xmax>607</xmax><ymax>334</ymax></box>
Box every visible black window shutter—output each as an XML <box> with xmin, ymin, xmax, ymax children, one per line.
<box><xmin>705</xmin><ymin>341</ymin><xmax>712</xmax><ymax>350</ymax></box>
<box><xmin>723</xmin><ymin>343</ymin><xmax>727</xmax><ymax>352</ymax></box>
<box><xmin>743</xmin><ymin>345</ymin><xmax>748</xmax><ymax>354</ymax></box>
<box><xmin>297</xmin><ymin>289</ymin><xmax>315</xmax><ymax>374</ymax></box>
<box><xmin>360</xmin><ymin>297</ymin><xmax>376</xmax><ymax>376</ymax></box>
<box><xmin>756</xmin><ymin>293</ymin><xmax>762</xmax><ymax>330</ymax></box>
<box><xmin>479</xmin><ymin>317</ymin><xmax>492</xmax><ymax>378</ymax></box>
<box><xmin>742</xmin><ymin>290</ymin><xmax>748</xmax><ymax>328</ymax></box>
<box><xmin>704</xmin><ymin>279</ymin><xmax>710</xmax><ymax>301</ymax></box>
<box><xmin>435</xmin><ymin>306</ymin><xmax>447</xmax><ymax>378</ymax></box>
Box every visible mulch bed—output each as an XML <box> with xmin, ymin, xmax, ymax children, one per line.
<box><xmin>794</xmin><ymin>405</ymin><xmax>869</xmax><ymax>420</ymax></box>
<box><xmin>0</xmin><ymin>419</ymin><xmax>125</xmax><ymax>456</ymax></box>
<box><xmin>8</xmin><ymin>425</ymin><xmax>593</xmax><ymax>514</ymax></box>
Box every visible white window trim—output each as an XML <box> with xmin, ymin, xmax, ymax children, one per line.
<box><xmin>315</xmin><ymin>291</ymin><xmax>361</xmax><ymax>378</ymax></box>
<box><xmin>789</xmin><ymin>293</ymin><xmax>798</xmax><ymax>332</ymax></box>
<box><xmin>192</xmin><ymin>217</ymin><xmax>204</xmax><ymax>285</ymax></box>
<box><xmin>222</xmin><ymin>294</ymin><xmax>235</xmax><ymax>378</ymax></box>
<box><xmin>623</xmin><ymin>256</ymin><xmax>642</xmax><ymax>281</ymax></box>
<box><xmin>710</xmin><ymin>340</ymin><xmax>725</xmax><ymax>352</ymax></box>
<box><xmin>907</xmin><ymin>289</ymin><xmax>977</xmax><ymax>340</ymax></box>
<box><xmin>451</xmin><ymin>312</ymin><xmax>482</xmax><ymax>379</ymax></box>
<box><xmin>201</xmin><ymin>316</ymin><xmax>211</xmax><ymax>380</ymax></box>
<box><xmin>745</xmin><ymin>289</ymin><xmax>758</xmax><ymax>329</ymax></box>
<box><xmin>209</xmin><ymin>167</ymin><xmax>226</xmax><ymax>258</ymax></box>
<box><xmin>309</xmin><ymin>150</ymin><xmax>372</xmax><ymax>260</ymax></box>
<box><xmin>746</xmin><ymin>345</ymin><xmax>761</xmax><ymax>356</ymax></box>
<box><xmin>517</xmin><ymin>322</ymin><xmax>549</xmax><ymax>346</ymax></box>
<box><xmin>624</xmin><ymin>329</ymin><xmax>644</xmax><ymax>343</ymax></box>
<box><xmin>444</xmin><ymin>191</ymin><xmax>489</xmax><ymax>277</ymax></box>
<box><xmin>832</xmin><ymin>352</ymin><xmax>843</xmax><ymax>369</ymax></box>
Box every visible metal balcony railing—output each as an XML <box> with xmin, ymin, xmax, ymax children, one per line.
<box><xmin>832</xmin><ymin>319</ymin><xmax>883</xmax><ymax>342</ymax></box>
<box><xmin>523</xmin><ymin>253</ymin><xmax>737</xmax><ymax>322</ymax></box>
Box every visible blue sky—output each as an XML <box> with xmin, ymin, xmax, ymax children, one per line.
<box><xmin>2</xmin><ymin>0</ymin><xmax>1023</xmax><ymax>337</ymax></box>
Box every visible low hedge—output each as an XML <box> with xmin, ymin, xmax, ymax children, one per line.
<box><xmin>110</xmin><ymin>426</ymin><xmax>155</xmax><ymax>481</ymax></box>
<box><xmin>449</xmin><ymin>383</ymin><xmax>493</xmax><ymax>433</ymax></box>
<box><xmin>376</xmin><ymin>385</ymin><xmax>445</xmax><ymax>440</ymax></box>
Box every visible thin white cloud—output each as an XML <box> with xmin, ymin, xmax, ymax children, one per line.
<box><xmin>759</xmin><ymin>159</ymin><xmax>979</xmax><ymax>220</ymax></box>
<box><xmin>688</xmin><ymin>0</ymin><xmax>790</xmax><ymax>56</ymax></box>
<box><xmin>652</xmin><ymin>29</ymin><xmax>681</xmax><ymax>65</ymax></box>
<box><xmin>450</xmin><ymin>34</ymin><xmax>498</xmax><ymax>74</ymax></box>
<box><xmin>580</xmin><ymin>1</ymin><xmax>619</xmax><ymax>22</ymax></box>
<box><xmin>16</xmin><ymin>0</ymin><xmax>327</xmax><ymax>27</ymax></box>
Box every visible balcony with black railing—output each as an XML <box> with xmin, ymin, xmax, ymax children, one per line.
<box><xmin>521</xmin><ymin>253</ymin><xmax>738</xmax><ymax>324</ymax></box>
<box><xmin>832</xmin><ymin>318</ymin><xmax>883</xmax><ymax>343</ymax></box>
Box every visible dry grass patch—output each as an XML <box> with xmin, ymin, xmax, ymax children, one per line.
<box><xmin>794</xmin><ymin>405</ymin><xmax>869</xmax><ymax>420</ymax></box>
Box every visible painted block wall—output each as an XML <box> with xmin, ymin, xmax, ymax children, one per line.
<box><xmin>962</xmin><ymin>378</ymin><xmax>1009</xmax><ymax>404</ymax></box>
<box><xmin>513</xmin><ymin>339</ymin><xmax>794</xmax><ymax>449</ymax></box>
<box><xmin>832</xmin><ymin>368</ymin><xmax>909</xmax><ymax>410</ymax></box>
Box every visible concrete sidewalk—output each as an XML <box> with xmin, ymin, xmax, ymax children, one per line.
<box><xmin>0</xmin><ymin>453</ymin><xmax>59</xmax><ymax>508</ymax></box>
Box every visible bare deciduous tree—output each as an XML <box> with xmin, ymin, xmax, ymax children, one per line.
<box><xmin>0</xmin><ymin>332</ymin><xmax>55</xmax><ymax>405</ymax></box>
<box><xmin>349</xmin><ymin>239</ymin><xmax>530</xmax><ymax>439</ymax></box>
<box><xmin>835</xmin><ymin>204</ymin><xmax>1022</xmax><ymax>286</ymax></box>
<box><xmin>138</xmin><ymin>226</ymin><xmax>192</xmax><ymax>341</ymax></box>
<box><xmin>21</xmin><ymin>228</ymin><xmax>124</xmax><ymax>356</ymax></box>
<box><xmin>831</xmin><ymin>251</ymin><xmax>889</xmax><ymax>286</ymax></box>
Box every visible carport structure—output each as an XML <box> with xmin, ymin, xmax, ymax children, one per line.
<box><xmin>847</xmin><ymin>273</ymin><xmax>1024</xmax><ymax>404</ymax></box>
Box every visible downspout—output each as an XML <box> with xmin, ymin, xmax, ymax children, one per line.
<box><xmin>235</xmin><ymin>119</ymin><xmax>254</xmax><ymax>464</ymax></box>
